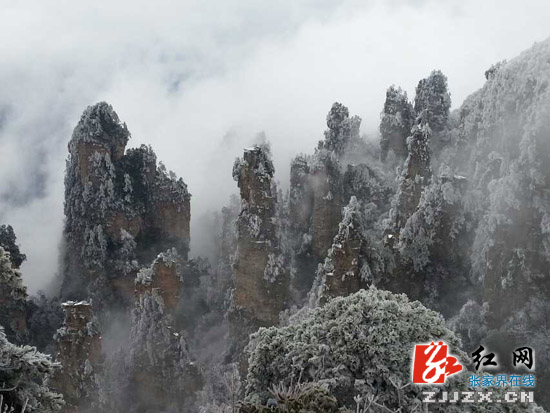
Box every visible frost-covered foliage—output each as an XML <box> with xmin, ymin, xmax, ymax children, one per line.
<box><xmin>485</xmin><ymin>60</ymin><xmax>507</xmax><ymax>80</ymax></box>
<box><xmin>285</xmin><ymin>154</ymin><xmax>319</xmax><ymax>299</ymax></box>
<box><xmin>457</xmin><ymin>39</ymin><xmax>550</xmax><ymax>334</ymax></box>
<box><xmin>504</xmin><ymin>293</ymin><xmax>550</xmax><ymax>362</ymax></box>
<box><xmin>0</xmin><ymin>326</ymin><xmax>63</xmax><ymax>412</ymax></box>
<box><xmin>26</xmin><ymin>293</ymin><xmax>64</xmax><ymax>355</ymax></box>
<box><xmin>0</xmin><ymin>225</ymin><xmax>26</xmax><ymax>269</ymax></box>
<box><xmin>253</xmin><ymin>288</ymin><xmax>544</xmax><ymax>412</ymax></box>
<box><xmin>116</xmin><ymin>144</ymin><xmax>158</xmax><ymax>211</ymax></box>
<box><xmin>130</xmin><ymin>289</ymin><xmax>185</xmax><ymax>368</ymax></box>
<box><xmin>82</xmin><ymin>224</ymin><xmax>108</xmax><ymax>269</ymax></box>
<box><xmin>246</xmin><ymin>287</ymin><xmax>466</xmax><ymax>410</ymax></box>
<box><xmin>70</xmin><ymin>102</ymin><xmax>130</xmax><ymax>148</ymax></box>
<box><xmin>240</xmin><ymin>382</ymin><xmax>341</xmax><ymax>413</ymax></box>
<box><xmin>380</xmin><ymin>85</ymin><xmax>415</xmax><ymax>161</ymax></box>
<box><xmin>471</xmin><ymin>148</ymin><xmax>550</xmax><ymax>310</ymax></box>
<box><xmin>233</xmin><ymin>144</ymin><xmax>275</xmax><ymax>188</ymax></box>
<box><xmin>398</xmin><ymin>174</ymin><xmax>467</xmax><ymax>272</ymax></box>
<box><xmin>197</xmin><ymin>363</ymin><xmax>242</xmax><ymax>413</ymax></box>
<box><xmin>263</xmin><ymin>253</ymin><xmax>286</xmax><ymax>283</ymax></box>
<box><xmin>112</xmin><ymin>229</ymin><xmax>139</xmax><ymax>275</ymax></box>
<box><xmin>0</xmin><ymin>247</ymin><xmax>28</xmax><ymax>344</ymax></box>
<box><xmin>241</xmin><ymin>384</ymin><xmax>545</xmax><ymax>413</ymax></box>
<box><xmin>0</xmin><ymin>248</ymin><xmax>26</xmax><ymax>304</ymax></box>
<box><xmin>135</xmin><ymin>247</ymin><xmax>182</xmax><ymax>286</ymax></box>
<box><xmin>383</xmin><ymin>169</ymin><xmax>475</xmax><ymax>315</ymax></box>
<box><xmin>152</xmin><ymin>160</ymin><xmax>190</xmax><ymax>204</ymax></box>
<box><xmin>129</xmin><ymin>288</ymin><xmax>201</xmax><ymax>411</ymax></box>
<box><xmin>414</xmin><ymin>70</ymin><xmax>451</xmax><ymax>133</ymax></box>
<box><xmin>98</xmin><ymin>250</ymin><xmax>210</xmax><ymax>412</ymax></box>
<box><xmin>318</xmin><ymin>102</ymin><xmax>361</xmax><ymax>157</ymax></box>
<box><xmin>448</xmin><ymin>300</ymin><xmax>489</xmax><ymax>353</ymax></box>
<box><xmin>435</xmin><ymin>39</ymin><xmax>550</xmax><ymax>407</ymax></box>
<box><xmin>342</xmin><ymin>163</ymin><xmax>392</xmax><ymax>210</ymax></box>
<box><xmin>496</xmin><ymin>294</ymin><xmax>550</xmax><ymax>406</ymax></box>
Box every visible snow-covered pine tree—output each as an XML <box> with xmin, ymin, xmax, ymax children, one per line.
<box><xmin>0</xmin><ymin>325</ymin><xmax>64</xmax><ymax>412</ymax></box>
<box><xmin>319</xmin><ymin>102</ymin><xmax>353</xmax><ymax>156</ymax></box>
<box><xmin>414</xmin><ymin>70</ymin><xmax>451</xmax><ymax>134</ymax></box>
<box><xmin>414</xmin><ymin>70</ymin><xmax>451</xmax><ymax>155</ymax></box>
<box><xmin>0</xmin><ymin>225</ymin><xmax>26</xmax><ymax>269</ymax></box>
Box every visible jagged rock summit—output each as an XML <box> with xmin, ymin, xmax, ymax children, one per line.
<box><xmin>61</xmin><ymin>102</ymin><xmax>191</xmax><ymax>312</ymax></box>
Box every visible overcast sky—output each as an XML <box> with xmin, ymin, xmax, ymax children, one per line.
<box><xmin>1</xmin><ymin>0</ymin><xmax>549</xmax><ymax>292</ymax></box>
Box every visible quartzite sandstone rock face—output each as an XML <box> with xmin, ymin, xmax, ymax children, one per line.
<box><xmin>229</xmin><ymin>145</ymin><xmax>289</xmax><ymax>346</ymax></box>
<box><xmin>388</xmin><ymin>117</ymin><xmax>432</xmax><ymax>234</ymax></box>
<box><xmin>288</xmin><ymin>155</ymin><xmax>313</xmax><ymax>240</ymax></box>
<box><xmin>61</xmin><ymin>102</ymin><xmax>191</xmax><ymax>312</ymax></box>
<box><xmin>308</xmin><ymin>197</ymin><xmax>371</xmax><ymax>307</ymax></box>
<box><xmin>135</xmin><ymin>248</ymin><xmax>184</xmax><ymax>314</ymax></box>
<box><xmin>309</xmin><ymin>151</ymin><xmax>343</xmax><ymax>262</ymax></box>
<box><xmin>54</xmin><ymin>300</ymin><xmax>102</xmax><ymax>412</ymax></box>
<box><xmin>287</xmin><ymin>104</ymin><xmax>393</xmax><ymax>300</ymax></box>
<box><xmin>129</xmin><ymin>252</ymin><xmax>202</xmax><ymax>412</ymax></box>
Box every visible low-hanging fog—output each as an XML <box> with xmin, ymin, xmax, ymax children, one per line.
<box><xmin>0</xmin><ymin>0</ymin><xmax>549</xmax><ymax>292</ymax></box>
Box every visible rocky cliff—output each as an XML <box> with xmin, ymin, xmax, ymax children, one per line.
<box><xmin>387</xmin><ymin>117</ymin><xmax>432</xmax><ymax>234</ymax></box>
<box><xmin>228</xmin><ymin>145</ymin><xmax>289</xmax><ymax>352</ymax></box>
<box><xmin>129</xmin><ymin>249</ymin><xmax>202</xmax><ymax>412</ymax></box>
<box><xmin>308</xmin><ymin>197</ymin><xmax>371</xmax><ymax>307</ymax></box>
<box><xmin>53</xmin><ymin>301</ymin><xmax>102</xmax><ymax>412</ymax></box>
<box><xmin>61</xmin><ymin>102</ymin><xmax>191</xmax><ymax>313</ymax></box>
<box><xmin>287</xmin><ymin>103</ymin><xmax>391</xmax><ymax>301</ymax></box>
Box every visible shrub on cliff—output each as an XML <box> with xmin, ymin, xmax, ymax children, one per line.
<box><xmin>0</xmin><ymin>325</ymin><xmax>63</xmax><ymax>412</ymax></box>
